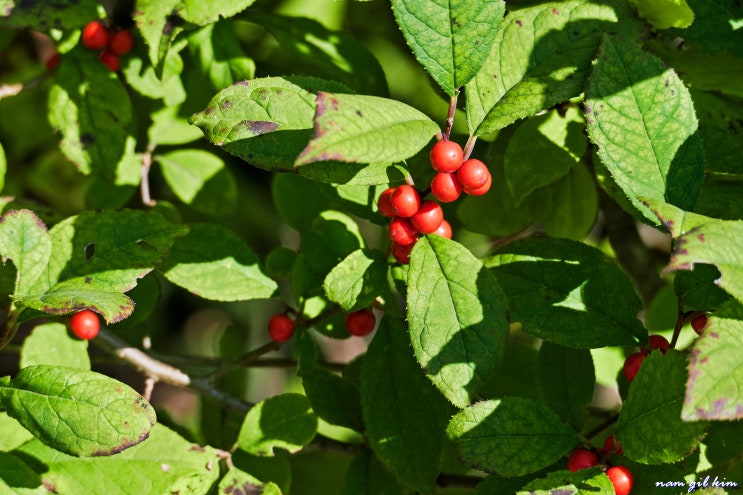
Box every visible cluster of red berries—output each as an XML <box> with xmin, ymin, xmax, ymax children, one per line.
<box><xmin>80</xmin><ymin>20</ymin><xmax>135</xmax><ymax>71</ymax></box>
<box><xmin>377</xmin><ymin>139</ymin><xmax>491</xmax><ymax>264</ymax></box>
<box><xmin>622</xmin><ymin>333</ymin><xmax>669</xmax><ymax>382</ymax></box>
<box><xmin>69</xmin><ymin>309</ymin><xmax>100</xmax><ymax>340</ymax></box>
<box><xmin>567</xmin><ymin>436</ymin><xmax>632</xmax><ymax>494</ymax></box>
<box><xmin>267</xmin><ymin>308</ymin><xmax>377</xmax><ymax>343</ymax></box>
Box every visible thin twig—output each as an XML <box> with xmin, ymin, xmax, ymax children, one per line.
<box><xmin>204</xmin><ymin>341</ymin><xmax>280</xmax><ymax>384</ymax></box>
<box><xmin>437</xmin><ymin>473</ymin><xmax>484</xmax><ymax>489</ymax></box>
<box><xmin>140</xmin><ymin>144</ymin><xmax>157</xmax><ymax>207</ymax></box>
<box><xmin>444</xmin><ymin>91</ymin><xmax>460</xmax><ymax>140</ymax></box>
<box><xmin>462</xmin><ymin>134</ymin><xmax>478</xmax><ymax>161</ymax></box>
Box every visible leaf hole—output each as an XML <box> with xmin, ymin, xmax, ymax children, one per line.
<box><xmin>85</xmin><ymin>243</ymin><xmax>96</xmax><ymax>260</ymax></box>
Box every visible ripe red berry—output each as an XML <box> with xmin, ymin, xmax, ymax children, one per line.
<box><xmin>602</xmin><ymin>434</ymin><xmax>623</xmax><ymax>456</ymax></box>
<box><xmin>431</xmin><ymin>172</ymin><xmax>463</xmax><ymax>203</ymax></box>
<box><xmin>567</xmin><ymin>449</ymin><xmax>599</xmax><ymax>472</ymax></box>
<box><xmin>82</xmin><ymin>20</ymin><xmax>110</xmax><ymax>50</ymax></box>
<box><xmin>377</xmin><ymin>187</ymin><xmax>397</xmax><ymax>217</ymax></box>
<box><xmin>623</xmin><ymin>351</ymin><xmax>646</xmax><ymax>382</ymax></box>
<box><xmin>433</xmin><ymin>219</ymin><xmax>452</xmax><ymax>239</ymax></box>
<box><xmin>410</xmin><ymin>200</ymin><xmax>444</xmax><ymax>234</ymax></box>
<box><xmin>46</xmin><ymin>52</ymin><xmax>61</xmax><ymax>71</ymax></box>
<box><xmin>99</xmin><ymin>50</ymin><xmax>121</xmax><ymax>71</ymax></box>
<box><xmin>69</xmin><ymin>310</ymin><xmax>100</xmax><ymax>340</ymax></box>
<box><xmin>392</xmin><ymin>241</ymin><xmax>415</xmax><ymax>264</ymax></box>
<box><xmin>691</xmin><ymin>314</ymin><xmax>708</xmax><ymax>335</ymax></box>
<box><xmin>456</xmin><ymin>159</ymin><xmax>489</xmax><ymax>190</ymax></box>
<box><xmin>648</xmin><ymin>334</ymin><xmax>670</xmax><ymax>354</ymax></box>
<box><xmin>388</xmin><ymin>217</ymin><xmax>418</xmax><ymax>246</ymax></box>
<box><xmin>606</xmin><ymin>466</ymin><xmax>633</xmax><ymax>495</ymax></box>
<box><xmin>463</xmin><ymin>172</ymin><xmax>492</xmax><ymax>196</ymax></box>
<box><xmin>345</xmin><ymin>309</ymin><xmax>376</xmax><ymax>337</ymax></box>
<box><xmin>390</xmin><ymin>185</ymin><xmax>420</xmax><ymax>218</ymax></box>
<box><xmin>108</xmin><ymin>29</ymin><xmax>135</xmax><ymax>55</ymax></box>
<box><xmin>430</xmin><ymin>140</ymin><xmax>464</xmax><ymax>173</ymax></box>
<box><xmin>268</xmin><ymin>314</ymin><xmax>295</xmax><ymax>342</ymax></box>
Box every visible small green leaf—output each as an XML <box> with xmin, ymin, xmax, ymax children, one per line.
<box><xmin>236</xmin><ymin>393</ymin><xmax>318</xmax><ymax>456</ymax></box>
<box><xmin>324</xmin><ymin>248</ymin><xmax>388</xmax><ymax>311</ymax></box>
<box><xmin>516</xmin><ymin>469</ymin><xmax>614</xmax><ymax>494</ymax></box>
<box><xmin>133</xmin><ymin>0</ymin><xmax>182</xmax><ymax>73</ymax></box>
<box><xmin>300</xmin><ymin>366</ymin><xmax>365</xmax><ymax>433</ymax></box>
<box><xmin>20</xmin><ymin>323</ymin><xmax>90</xmax><ymax>370</ymax></box>
<box><xmin>683</xmin><ymin>316</ymin><xmax>743</xmax><ymax>420</ymax></box>
<box><xmin>187</xmin><ymin>20</ymin><xmax>255</xmax><ymax>92</ymax></box>
<box><xmin>616</xmin><ymin>351</ymin><xmax>709</xmax><ymax>464</ymax></box>
<box><xmin>629</xmin><ymin>0</ymin><xmax>694</xmax><ymax>29</ymax></box>
<box><xmin>447</xmin><ymin>397</ymin><xmax>580</xmax><ymax>477</ymax></box>
<box><xmin>16</xmin><ymin>280</ymin><xmax>134</xmax><ymax>323</ymax></box>
<box><xmin>585</xmin><ymin>35</ymin><xmax>704</xmax><ymax>223</ymax></box>
<box><xmin>391</xmin><ymin>0</ymin><xmax>505</xmax><ymax>96</ymax></box>
<box><xmin>296</xmin><ymin>92</ymin><xmax>438</xmax><ymax>165</ymax></box>
<box><xmin>0</xmin><ymin>365</ymin><xmax>156</xmax><ymax>457</ymax></box>
<box><xmin>178</xmin><ymin>0</ymin><xmax>256</xmax><ymax>25</ymax></box>
<box><xmin>674</xmin><ymin>264</ymin><xmax>732</xmax><ymax>313</ymax></box>
<box><xmin>122</xmin><ymin>47</ymin><xmax>186</xmax><ymax>106</ymax></box>
<box><xmin>159</xmin><ymin>223</ymin><xmax>277</xmax><ymax>302</ymax></box>
<box><xmin>407</xmin><ymin>236</ymin><xmax>509</xmax><ymax>408</ymax></box>
<box><xmin>218</xmin><ymin>468</ymin><xmax>282</xmax><ymax>495</ymax></box>
<box><xmin>0</xmin><ymin>209</ymin><xmax>51</xmax><ymax>297</ymax></box>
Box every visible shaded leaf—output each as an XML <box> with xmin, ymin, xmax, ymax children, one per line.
<box><xmin>341</xmin><ymin>450</ymin><xmax>406</xmax><ymax>495</ymax></box>
<box><xmin>0</xmin><ymin>0</ymin><xmax>100</xmax><ymax>30</ymax></box>
<box><xmin>324</xmin><ymin>248</ymin><xmax>388</xmax><ymax>311</ymax></box>
<box><xmin>133</xmin><ymin>0</ymin><xmax>183</xmax><ymax>73</ymax></box>
<box><xmin>19</xmin><ymin>323</ymin><xmax>90</xmax><ymax>370</ymax></box>
<box><xmin>516</xmin><ymin>468</ymin><xmax>614</xmax><ymax>494</ymax></box>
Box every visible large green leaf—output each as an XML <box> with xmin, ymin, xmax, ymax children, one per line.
<box><xmin>19</xmin><ymin>323</ymin><xmax>90</xmax><ymax>370</ymax></box>
<box><xmin>407</xmin><ymin>235</ymin><xmax>509</xmax><ymax>408</ymax></box>
<box><xmin>361</xmin><ymin>317</ymin><xmax>452</xmax><ymax>493</ymax></box>
<box><xmin>0</xmin><ymin>366</ymin><xmax>156</xmax><ymax>457</ymax></box>
<box><xmin>0</xmin><ymin>209</ymin><xmax>51</xmax><ymax>297</ymax></box>
<box><xmin>391</xmin><ymin>0</ymin><xmax>505</xmax><ymax>96</ymax></box>
<box><xmin>616</xmin><ymin>351</ymin><xmax>709</xmax><ymax>464</ymax></box>
<box><xmin>447</xmin><ymin>397</ymin><xmax>580</xmax><ymax>477</ymax></box>
<box><xmin>296</xmin><ymin>92</ymin><xmax>438</xmax><ymax>166</ymax></box>
<box><xmin>484</xmin><ymin>237</ymin><xmax>645</xmax><ymax>348</ymax></box>
<box><xmin>585</xmin><ymin>35</ymin><xmax>704</xmax><ymax>223</ymax></box>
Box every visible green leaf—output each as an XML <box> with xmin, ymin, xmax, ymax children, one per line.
<box><xmin>156</xmin><ymin>149</ymin><xmax>237</xmax><ymax>216</ymax></box>
<box><xmin>48</xmin><ymin>52</ymin><xmax>133</xmax><ymax>181</ymax></box>
<box><xmin>516</xmin><ymin>468</ymin><xmax>614</xmax><ymax>494</ymax></box>
<box><xmin>361</xmin><ymin>317</ymin><xmax>452</xmax><ymax>494</ymax></box>
<box><xmin>536</xmin><ymin>342</ymin><xmax>595</xmax><ymax>430</ymax></box>
<box><xmin>407</xmin><ymin>235</ymin><xmax>510</xmax><ymax>408</ymax></box>
<box><xmin>300</xmin><ymin>366</ymin><xmax>365</xmax><ymax>433</ymax></box>
<box><xmin>218</xmin><ymin>468</ymin><xmax>282</xmax><ymax>495</ymax></box>
<box><xmin>0</xmin><ymin>365</ymin><xmax>156</xmax><ymax>457</ymax></box>
<box><xmin>466</xmin><ymin>0</ymin><xmax>641</xmax><ymax>134</ymax></box>
<box><xmin>484</xmin><ymin>237</ymin><xmax>645</xmax><ymax>348</ymax></box>
<box><xmin>122</xmin><ymin>45</ymin><xmax>186</xmax><ymax>106</ymax></box>
<box><xmin>341</xmin><ymin>450</ymin><xmax>406</xmax><ymax>495</ymax></box>
<box><xmin>148</xmin><ymin>105</ymin><xmax>203</xmax><ymax>146</ymax></box>
<box><xmin>236</xmin><ymin>393</ymin><xmax>318</xmax><ymax>456</ymax></box>
<box><xmin>0</xmin><ymin>0</ymin><xmax>100</xmax><ymax>30</ymax></box>
<box><xmin>187</xmin><ymin>20</ymin><xmax>255</xmax><ymax>92</ymax></box>
<box><xmin>0</xmin><ymin>209</ymin><xmax>51</xmax><ymax>297</ymax></box>
<box><xmin>20</xmin><ymin>323</ymin><xmax>90</xmax><ymax>370</ymax></box>
<box><xmin>669</xmin><ymin>0</ymin><xmax>743</xmax><ymax>56</ymax></box>
<box><xmin>447</xmin><ymin>397</ymin><xmax>580</xmax><ymax>477</ymax></box>
<box><xmin>616</xmin><ymin>351</ymin><xmax>708</xmax><ymax>464</ymax></box>
<box><xmin>324</xmin><ymin>248</ymin><xmax>388</xmax><ymax>311</ymax></box>
<box><xmin>159</xmin><ymin>223</ymin><xmax>277</xmax><ymax>302</ymax></box>
<box><xmin>629</xmin><ymin>0</ymin><xmax>694</xmax><ymax>28</ymax></box>
<box><xmin>391</xmin><ymin>0</ymin><xmax>505</xmax><ymax>96</ymax></box>
<box><xmin>16</xmin><ymin>281</ymin><xmax>134</xmax><ymax>324</ymax></box>
<box><xmin>504</xmin><ymin>107</ymin><xmax>587</xmax><ymax>204</ymax></box>
<box><xmin>178</xmin><ymin>0</ymin><xmax>256</xmax><ymax>25</ymax></box>
<box><xmin>296</xmin><ymin>92</ymin><xmax>438</xmax><ymax>165</ymax></box>
<box><xmin>133</xmin><ymin>0</ymin><xmax>183</xmax><ymax>73</ymax></box>
<box><xmin>585</xmin><ymin>35</ymin><xmax>704</xmax><ymax>223</ymax></box>
<box><xmin>674</xmin><ymin>265</ymin><xmax>732</xmax><ymax>313</ymax></box>
<box><xmin>0</xmin><ymin>411</ymin><xmax>34</xmax><ymax>451</ymax></box>
<box><xmin>683</xmin><ymin>316</ymin><xmax>743</xmax><ymax>420</ymax></box>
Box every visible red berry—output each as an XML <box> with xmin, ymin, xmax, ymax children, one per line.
<box><xmin>606</xmin><ymin>466</ymin><xmax>633</xmax><ymax>495</ymax></box>
<box><xmin>410</xmin><ymin>200</ymin><xmax>444</xmax><ymax>234</ymax></box>
<box><xmin>390</xmin><ymin>185</ymin><xmax>420</xmax><ymax>218</ymax></box>
<box><xmin>377</xmin><ymin>187</ymin><xmax>397</xmax><ymax>218</ymax></box>
<box><xmin>108</xmin><ymin>29</ymin><xmax>135</xmax><ymax>55</ymax></box>
<box><xmin>456</xmin><ymin>159</ymin><xmax>489</xmax><ymax>190</ymax></box>
<box><xmin>431</xmin><ymin>172</ymin><xmax>463</xmax><ymax>203</ymax></box>
<box><xmin>567</xmin><ymin>449</ymin><xmax>599</xmax><ymax>472</ymax></box>
<box><xmin>623</xmin><ymin>351</ymin><xmax>646</xmax><ymax>382</ymax></box>
<box><xmin>46</xmin><ymin>52</ymin><xmax>61</xmax><ymax>70</ymax></box>
<box><xmin>99</xmin><ymin>50</ymin><xmax>121</xmax><ymax>71</ymax></box>
<box><xmin>345</xmin><ymin>309</ymin><xmax>376</xmax><ymax>337</ymax></box>
<box><xmin>433</xmin><ymin>219</ymin><xmax>452</xmax><ymax>239</ymax></box>
<box><xmin>430</xmin><ymin>140</ymin><xmax>464</xmax><ymax>173</ymax></box>
<box><xmin>463</xmin><ymin>172</ymin><xmax>492</xmax><ymax>196</ymax></box>
<box><xmin>268</xmin><ymin>314</ymin><xmax>295</xmax><ymax>342</ymax></box>
<box><xmin>69</xmin><ymin>309</ymin><xmax>100</xmax><ymax>340</ymax></box>
<box><xmin>691</xmin><ymin>314</ymin><xmax>708</xmax><ymax>335</ymax></box>
<box><xmin>602</xmin><ymin>434</ymin><xmax>623</xmax><ymax>456</ymax></box>
<box><xmin>392</xmin><ymin>241</ymin><xmax>415</xmax><ymax>264</ymax></box>
<box><xmin>648</xmin><ymin>334</ymin><xmax>670</xmax><ymax>354</ymax></box>
<box><xmin>82</xmin><ymin>20</ymin><xmax>110</xmax><ymax>50</ymax></box>
<box><xmin>388</xmin><ymin>217</ymin><xmax>418</xmax><ymax>246</ymax></box>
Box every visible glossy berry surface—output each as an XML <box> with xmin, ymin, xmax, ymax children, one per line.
<box><xmin>377</xmin><ymin>187</ymin><xmax>397</xmax><ymax>217</ymax></box>
<box><xmin>411</xmin><ymin>200</ymin><xmax>444</xmax><ymax>234</ymax></box>
<box><xmin>430</xmin><ymin>140</ymin><xmax>464</xmax><ymax>172</ymax></box>
<box><xmin>648</xmin><ymin>334</ymin><xmax>670</xmax><ymax>354</ymax></box>
<box><xmin>82</xmin><ymin>20</ymin><xmax>110</xmax><ymax>50</ymax></box>
<box><xmin>691</xmin><ymin>314</ymin><xmax>708</xmax><ymax>335</ymax></box>
<box><xmin>603</xmin><ymin>434</ymin><xmax>623</xmax><ymax>456</ymax></box>
<box><xmin>69</xmin><ymin>310</ymin><xmax>100</xmax><ymax>340</ymax></box>
<box><xmin>431</xmin><ymin>172</ymin><xmax>462</xmax><ymax>203</ymax></box>
<box><xmin>463</xmin><ymin>173</ymin><xmax>492</xmax><ymax>196</ymax></box>
<box><xmin>268</xmin><ymin>314</ymin><xmax>295</xmax><ymax>343</ymax></box>
<box><xmin>606</xmin><ymin>466</ymin><xmax>633</xmax><ymax>495</ymax></box>
<box><xmin>388</xmin><ymin>217</ymin><xmax>418</xmax><ymax>246</ymax></box>
<box><xmin>345</xmin><ymin>309</ymin><xmax>376</xmax><ymax>337</ymax></box>
<box><xmin>99</xmin><ymin>50</ymin><xmax>121</xmax><ymax>71</ymax></box>
<box><xmin>623</xmin><ymin>351</ymin><xmax>645</xmax><ymax>382</ymax></box>
<box><xmin>392</xmin><ymin>241</ymin><xmax>414</xmax><ymax>264</ymax></box>
<box><xmin>390</xmin><ymin>185</ymin><xmax>420</xmax><ymax>218</ymax></box>
<box><xmin>108</xmin><ymin>29</ymin><xmax>135</xmax><ymax>55</ymax></box>
<box><xmin>433</xmin><ymin>219</ymin><xmax>452</xmax><ymax>239</ymax></box>
<box><xmin>456</xmin><ymin>159</ymin><xmax>489</xmax><ymax>190</ymax></box>
<box><xmin>567</xmin><ymin>449</ymin><xmax>599</xmax><ymax>472</ymax></box>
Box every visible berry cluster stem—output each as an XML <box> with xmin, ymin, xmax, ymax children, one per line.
<box><xmin>443</xmin><ymin>91</ymin><xmax>459</xmax><ymax>140</ymax></box>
